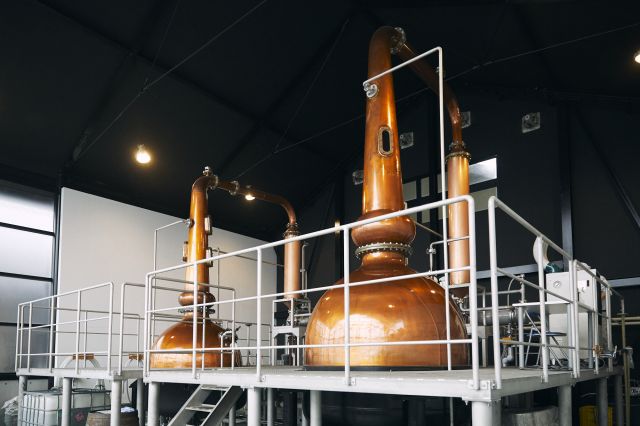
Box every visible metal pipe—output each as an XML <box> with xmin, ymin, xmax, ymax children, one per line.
<box><xmin>598</xmin><ymin>378</ymin><xmax>608</xmax><ymax>426</ymax></box>
<box><xmin>136</xmin><ymin>378</ymin><xmax>144</xmax><ymax>426</ymax></box>
<box><xmin>267</xmin><ymin>388</ymin><xmax>274</xmax><ymax>426</ymax></box>
<box><xmin>62</xmin><ymin>377</ymin><xmax>72</xmax><ymax>426</ymax></box>
<box><xmin>147</xmin><ymin>382</ymin><xmax>160</xmax><ymax>426</ymax></box>
<box><xmin>229</xmin><ymin>406</ymin><xmax>236</xmax><ymax>426</ymax></box>
<box><xmin>213</xmin><ymin>176</ymin><xmax>301</xmax><ymax>300</ymax></box>
<box><xmin>615</xmin><ymin>374</ymin><xmax>623</xmax><ymax>426</ymax></box>
<box><xmin>558</xmin><ymin>385</ymin><xmax>572</xmax><ymax>426</ymax></box>
<box><xmin>247</xmin><ymin>387</ymin><xmax>261</xmax><ymax>426</ymax></box>
<box><xmin>471</xmin><ymin>401</ymin><xmax>499</xmax><ymax>426</ymax></box>
<box><xmin>310</xmin><ymin>390</ymin><xmax>322</xmax><ymax>426</ymax></box>
<box><xmin>111</xmin><ymin>379</ymin><xmax>122</xmax><ymax>426</ymax></box>
<box><xmin>388</xmin><ymin>33</ymin><xmax>469</xmax><ymax>292</ymax></box>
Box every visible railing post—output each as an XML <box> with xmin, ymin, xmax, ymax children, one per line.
<box><xmin>467</xmin><ymin>196</ymin><xmax>479</xmax><ymax>389</ymax></box>
<box><xmin>119</xmin><ymin>283</ymin><xmax>126</xmax><ymax>375</ymax></box>
<box><xmin>569</xmin><ymin>260</ymin><xmax>580</xmax><ymax>378</ymax></box>
<box><xmin>192</xmin><ymin>262</ymin><xmax>197</xmax><ymax>379</ymax></box>
<box><xmin>536</xmin><ymin>237</ymin><xmax>549</xmax><ymax>383</ymax></box>
<box><xmin>75</xmin><ymin>291</ymin><xmax>81</xmax><ymax>374</ymax></box>
<box><xmin>49</xmin><ymin>298</ymin><xmax>55</xmax><ymax>372</ymax></box>
<box><xmin>107</xmin><ymin>282</ymin><xmax>113</xmax><ymax>372</ymax></box>
<box><xmin>343</xmin><ymin>229</ymin><xmax>351</xmax><ymax>385</ymax></box>
<box><xmin>27</xmin><ymin>302</ymin><xmax>33</xmax><ymax>371</ymax></box>
<box><xmin>488</xmin><ymin>197</ymin><xmax>502</xmax><ymax>389</ymax></box>
<box><xmin>256</xmin><ymin>249</ymin><xmax>262</xmax><ymax>382</ymax></box>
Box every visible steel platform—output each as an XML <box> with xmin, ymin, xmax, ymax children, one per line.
<box><xmin>16</xmin><ymin>367</ymin><xmax>143</xmax><ymax>381</ymax></box>
<box><xmin>144</xmin><ymin>365</ymin><xmax>621</xmax><ymax>402</ymax></box>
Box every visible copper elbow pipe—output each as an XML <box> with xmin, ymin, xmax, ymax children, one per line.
<box><xmin>394</xmin><ymin>28</ymin><xmax>471</xmax><ymax>291</ymax></box>
<box><xmin>213</xmin><ymin>177</ymin><xmax>302</xmax><ymax>300</ymax></box>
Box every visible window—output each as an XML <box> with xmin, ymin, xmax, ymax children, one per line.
<box><xmin>0</xmin><ymin>181</ymin><xmax>56</xmax><ymax>373</ymax></box>
<box><xmin>401</xmin><ymin>157</ymin><xmax>498</xmax><ymax>225</ymax></box>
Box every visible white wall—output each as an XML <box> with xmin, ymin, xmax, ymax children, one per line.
<box><xmin>56</xmin><ymin>188</ymin><xmax>276</xmax><ymax>368</ymax></box>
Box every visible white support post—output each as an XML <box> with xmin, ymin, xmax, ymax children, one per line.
<box><xmin>598</xmin><ymin>378</ymin><xmax>608</xmax><ymax>426</ymax></box>
<box><xmin>471</xmin><ymin>400</ymin><xmax>500</xmax><ymax>426</ymax></box>
<box><xmin>310</xmin><ymin>390</ymin><xmax>322</xmax><ymax>426</ymax></box>
<box><xmin>558</xmin><ymin>385</ymin><xmax>572</xmax><ymax>426</ymax></box>
<box><xmin>136</xmin><ymin>378</ymin><xmax>145</xmax><ymax>426</ymax></box>
<box><xmin>247</xmin><ymin>387</ymin><xmax>262</xmax><ymax>426</ymax></box>
<box><xmin>62</xmin><ymin>377</ymin><xmax>72</xmax><ymax>426</ymax></box>
<box><xmin>148</xmin><ymin>382</ymin><xmax>160</xmax><ymax>426</ymax></box>
<box><xmin>229</xmin><ymin>406</ymin><xmax>236</xmax><ymax>426</ymax></box>
<box><xmin>110</xmin><ymin>379</ymin><xmax>122</xmax><ymax>426</ymax></box>
<box><xmin>615</xmin><ymin>374</ymin><xmax>623</xmax><ymax>426</ymax></box>
<box><xmin>267</xmin><ymin>388</ymin><xmax>274</xmax><ymax>426</ymax></box>
<box><xmin>17</xmin><ymin>375</ymin><xmax>27</xmax><ymax>425</ymax></box>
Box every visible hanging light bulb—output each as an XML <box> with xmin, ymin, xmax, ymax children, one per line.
<box><xmin>635</xmin><ymin>49</ymin><xmax>640</xmax><ymax>64</ymax></box>
<box><xmin>244</xmin><ymin>185</ymin><xmax>255</xmax><ymax>201</ymax></box>
<box><xmin>135</xmin><ymin>145</ymin><xmax>151</xmax><ymax>164</ymax></box>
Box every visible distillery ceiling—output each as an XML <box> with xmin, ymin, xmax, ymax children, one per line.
<box><xmin>1</xmin><ymin>0</ymin><xmax>639</xmax><ymax>239</ymax></box>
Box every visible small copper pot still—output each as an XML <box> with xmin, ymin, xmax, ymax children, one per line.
<box><xmin>305</xmin><ymin>27</ymin><xmax>470</xmax><ymax>369</ymax></box>
<box><xmin>150</xmin><ymin>170</ymin><xmax>241</xmax><ymax>369</ymax></box>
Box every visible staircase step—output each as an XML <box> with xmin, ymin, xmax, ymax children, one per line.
<box><xmin>186</xmin><ymin>403</ymin><xmax>217</xmax><ymax>412</ymax></box>
<box><xmin>201</xmin><ymin>385</ymin><xmax>229</xmax><ymax>391</ymax></box>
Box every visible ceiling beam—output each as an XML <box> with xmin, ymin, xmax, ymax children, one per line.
<box><xmin>34</xmin><ymin>0</ymin><xmax>317</xmax><ymax>166</ymax></box>
<box><xmin>218</xmin><ymin>10</ymin><xmax>355</xmax><ymax>176</ymax></box>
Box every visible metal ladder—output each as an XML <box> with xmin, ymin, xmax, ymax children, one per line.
<box><xmin>169</xmin><ymin>385</ymin><xmax>244</xmax><ymax>426</ymax></box>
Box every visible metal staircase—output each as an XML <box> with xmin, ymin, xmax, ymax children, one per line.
<box><xmin>169</xmin><ymin>385</ymin><xmax>244</xmax><ymax>426</ymax></box>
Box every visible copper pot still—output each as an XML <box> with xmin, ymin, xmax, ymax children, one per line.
<box><xmin>150</xmin><ymin>170</ymin><xmax>241</xmax><ymax>369</ymax></box>
<box><xmin>305</xmin><ymin>27</ymin><xmax>469</xmax><ymax>369</ymax></box>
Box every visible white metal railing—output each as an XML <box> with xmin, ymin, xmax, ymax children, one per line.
<box><xmin>488</xmin><ymin>196</ymin><xmax>624</xmax><ymax>388</ymax></box>
<box><xmin>15</xmin><ymin>282</ymin><xmax>146</xmax><ymax>376</ymax></box>
<box><xmin>144</xmin><ymin>195</ymin><xmax>480</xmax><ymax>388</ymax></box>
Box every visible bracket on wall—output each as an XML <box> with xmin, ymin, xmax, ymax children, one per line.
<box><xmin>522</xmin><ymin>112</ymin><xmax>541</xmax><ymax>133</ymax></box>
<box><xmin>352</xmin><ymin>169</ymin><xmax>364</xmax><ymax>185</ymax></box>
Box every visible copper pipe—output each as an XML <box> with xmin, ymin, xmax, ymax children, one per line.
<box><xmin>305</xmin><ymin>27</ymin><xmax>468</xmax><ymax>369</ymax></box>
<box><xmin>178</xmin><ymin>171</ymin><xmax>217</xmax><ymax>307</ymax></box>
<box><xmin>395</xmin><ymin>30</ymin><xmax>471</xmax><ymax>292</ymax></box>
<box><xmin>212</xmin><ymin>176</ymin><xmax>302</xmax><ymax>300</ymax></box>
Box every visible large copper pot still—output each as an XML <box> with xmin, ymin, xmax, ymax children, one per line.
<box><xmin>150</xmin><ymin>169</ymin><xmax>240</xmax><ymax>369</ymax></box>
<box><xmin>305</xmin><ymin>27</ymin><xmax>470</xmax><ymax>369</ymax></box>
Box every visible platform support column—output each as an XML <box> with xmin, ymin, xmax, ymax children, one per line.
<box><xmin>471</xmin><ymin>400</ymin><xmax>500</xmax><ymax>426</ymax></box>
<box><xmin>61</xmin><ymin>377</ymin><xmax>72</xmax><ymax>426</ymax></box>
<box><xmin>17</xmin><ymin>376</ymin><xmax>27</xmax><ymax>425</ymax></box>
<box><xmin>136</xmin><ymin>378</ymin><xmax>144</xmax><ymax>426</ymax></box>
<box><xmin>110</xmin><ymin>379</ymin><xmax>122</xmax><ymax>426</ymax></box>
<box><xmin>598</xmin><ymin>377</ymin><xmax>608</xmax><ymax>426</ymax></box>
<box><xmin>247</xmin><ymin>387</ymin><xmax>261</xmax><ymax>426</ymax></box>
<box><xmin>558</xmin><ymin>385</ymin><xmax>572</xmax><ymax>426</ymax></box>
<box><xmin>310</xmin><ymin>390</ymin><xmax>322</xmax><ymax>426</ymax></box>
<box><xmin>615</xmin><ymin>374</ymin><xmax>623</xmax><ymax>426</ymax></box>
<box><xmin>267</xmin><ymin>388</ymin><xmax>274</xmax><ymax>426</ymax></box>
<box><xmin>148</xmin><ymin>382</ymin><xmax>160</xmax><ymax>426</ymax></box>
<box><xmin>301</xmin><ymin>391</ymin><xmax>309</xmax><ymax>426</ymax></box>
<box><xmin>229</xmin><ymin>406</ymin><xmax>236</xmax><ymax>426</ymax></box>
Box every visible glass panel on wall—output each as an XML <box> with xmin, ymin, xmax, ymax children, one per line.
<box><xmin>0</xmin><ymin>227</ymin><xmax>53</xmax><ymax>278</ymax></box>
<box><xmin>0</xmin><ymin>181</ymin><xmax>54</xmax><ymax>232</ymax></box>
<box><xmin>0</xmin><ymin>277</ymin><xmax>52</xmax><ymax>323</ymax></box>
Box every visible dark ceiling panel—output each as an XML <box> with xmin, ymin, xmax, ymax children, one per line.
<box><xmin>0</xmin><ymin>0</ymin><xmax>124</xmax><ymax>176</ymax></box>
<box><xmin>140</xmin><ymin>0</ymin><xmax>352</xmax><ymax>117</ymax></box>
<box><xmin>39</xmin><ymin>0</ymin><xmax>157</xmax><ymax>47</ymax></box>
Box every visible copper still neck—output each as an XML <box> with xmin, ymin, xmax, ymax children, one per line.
<box><xmin>350</xmin><ymin>27</ymin><xmax>416</xmax><ymax>258</ymax></box>
<box><xmin>352</xmin><ymin>26</ymin><xmax>471</xmax><ymax>290</ymax></box>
